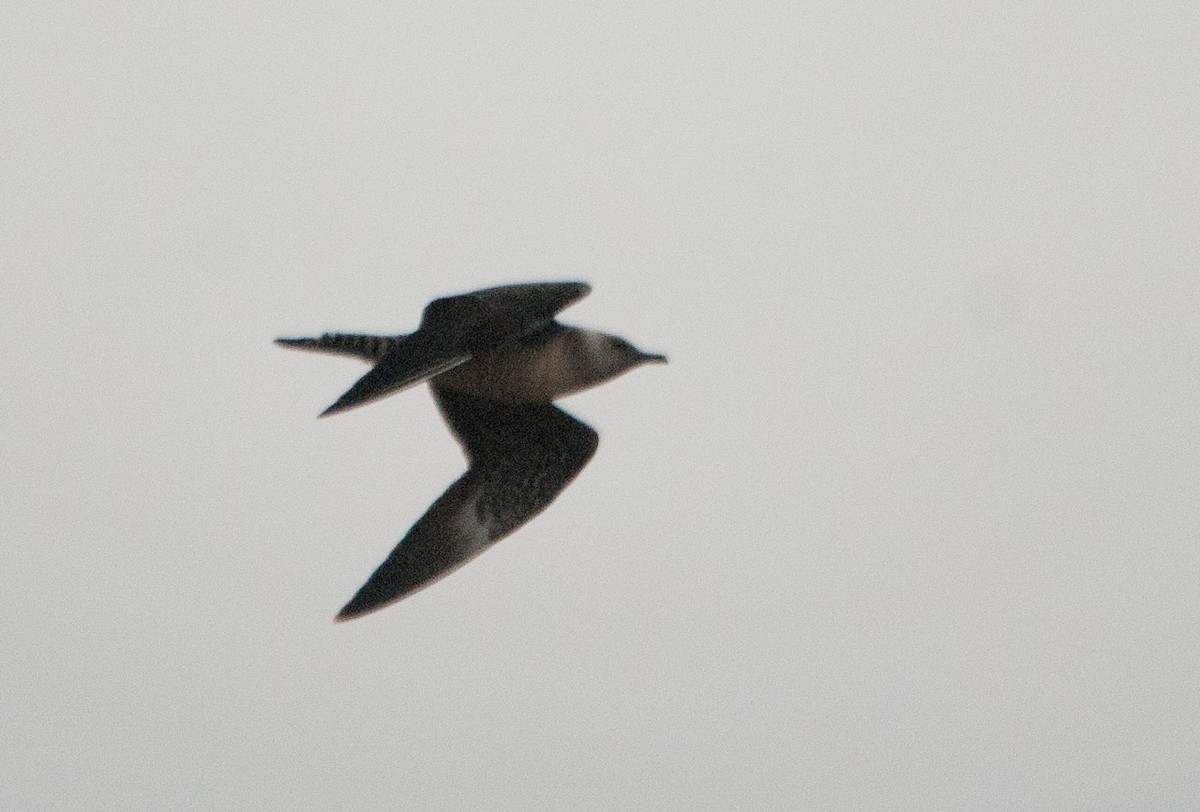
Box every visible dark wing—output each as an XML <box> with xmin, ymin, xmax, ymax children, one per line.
<box><xmin>334</xmin><ymin>388</ymin><xmax>598</xmax><ymax>621</ymax></box>
<box><xmin>420</xmin><ymin>281</ymin><xmax>591</xmax><ymax>352</ymax></box>
<box><xmin>318</xmin><ymin>281</ymin><xmax>591</xmax><ymax>418</ymax></box>
<box><xmin>274</xmin><ymin>333</ymin><xmax>400</xmax><ymax>364</ymax></box>
<box><xmin>317</xmin><ymin>330</ymin><xmax>473</xmax><ymax>417</ymax></box>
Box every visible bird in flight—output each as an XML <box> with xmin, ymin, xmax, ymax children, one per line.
<box><xmin>277</xmin><ymin>281</ymin><xmax>666</xmax><ymax>621</ymax></box>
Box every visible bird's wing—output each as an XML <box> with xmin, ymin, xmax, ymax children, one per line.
<box><xmin>334</xmin><ymin>388</ymin><xmax>598</xmax><ymax>621</ymax></box>
<box><xmin>274</xmin><ymin>333</ymin><xmax>399</xmax><ymax>363</ymax></box>
<box><xmin>318</xmin><ymin>281</ymin><xmax>591</xmax><ymax>417</ymax></box>
<box><xmin>419</xmin><ymin>281</ymin><xmax>591</xmax><ymax>352</ymax></box>
<box><xmin>317</xmin><ymin>330</ymin><xmax>473</xmax><ymax>417</ymax></box>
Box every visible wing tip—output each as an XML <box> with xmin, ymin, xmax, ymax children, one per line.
<box><xmin>333</xmin><ymin>606</ymin><xmax>363</xmax><ymax>623</ymax></box>
<box><xmin>318</xmin><ymin>400</ymin><xmax>350</xmax><ymax>418</ymax></box>
<box><xmin>334</xmin><ymin>594</ymin><xmax>393</xmax><ymax>622</ymax></box>
<box><xmin>317</xmin><ymin>380</ymin><xmax>387</xmax><ymax>418</ymax></box>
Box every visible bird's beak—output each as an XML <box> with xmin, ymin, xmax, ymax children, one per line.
<box><xmin>639</xmin><ymin>351</ymin><xmax>668</xmax><ymax>365</ymax></box>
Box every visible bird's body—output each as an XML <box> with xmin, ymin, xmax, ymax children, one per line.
<box><xmin>277</xmin><ymin>281</ymin><xmax>665</xmax><ymax>621</ymax></box>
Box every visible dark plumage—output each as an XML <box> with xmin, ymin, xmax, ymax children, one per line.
<box><xmin>277</xmin><ymin>282</ymin><xmax>665</xmax><ymax>620</ymax></box>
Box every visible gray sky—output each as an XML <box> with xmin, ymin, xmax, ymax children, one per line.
<box><xmin>3</xmin><ymin>2</ymin><xmax>1198</xmax><ymax>809</ymax></box>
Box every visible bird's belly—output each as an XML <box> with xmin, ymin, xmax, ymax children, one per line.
<box><xmin>434</xmin><ymin>345</ymin><xmax>581</xmax><ymax>403</ymax></box>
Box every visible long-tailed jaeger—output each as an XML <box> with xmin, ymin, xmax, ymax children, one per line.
<box><xmin>277</xmin><ymin>281</ymin><xmax>666</xmax><ymax>621</ymax></box>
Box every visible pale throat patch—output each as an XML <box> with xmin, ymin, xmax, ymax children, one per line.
<box><xmin>578</xmin><ymin>329</ymin><xmax>611</xmax><ymax>369</ymax></box>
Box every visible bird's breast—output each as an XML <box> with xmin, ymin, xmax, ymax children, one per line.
<box><xmin>433</xmin><ymin>333</ymin><xmax>591</xmax><ymax>403</ymax></box>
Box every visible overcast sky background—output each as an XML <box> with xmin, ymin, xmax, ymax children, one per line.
<box><xmin>3</xmin><ymin>3</ymin><xmax>1198</xmax><ymax>809</ymax></box>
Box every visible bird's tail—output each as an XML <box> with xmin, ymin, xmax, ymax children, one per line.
<box><xmin>274</xmin><ymin>333</ymin><xmax>401</xmax><ymax>364</ymax></box>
